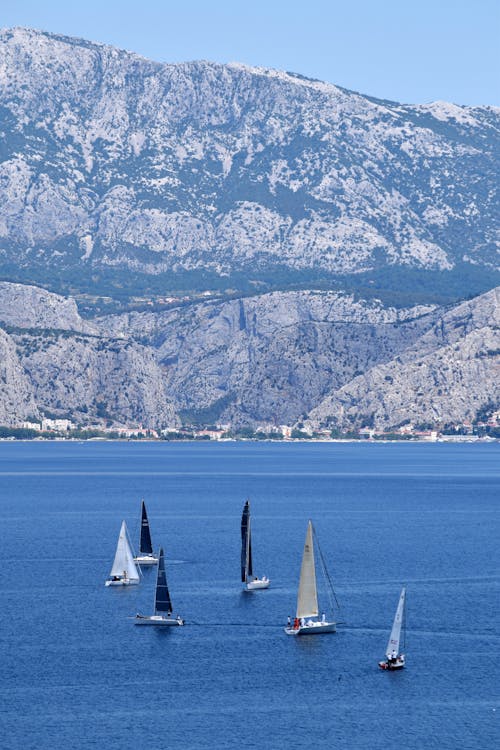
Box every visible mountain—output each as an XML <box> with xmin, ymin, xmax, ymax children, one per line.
<box><xmin>0</xmin><ymin>29</ymin><xmax>498</xmax><ymax>433</ymax></box>
<box><xmin>0</xmin><ymin>325</ymin><xmax>39</xmax><ymax>425</ymax></box>
<box><xmin>306</xmin><ymin>287</ymin><xmax>500</xmax><ymax>431</ymax></box>
<box><xmin>93</xmin><ymin>291</ymin><xmax>439</xmax><ymax>427</ymax></box>
<box><xmin>0</xmin><ymin>282</ymin><xmax>178</xmax><ymax>429</ymax></box>
<box><xmin>0</xmin><ymin>280</ymin><xmax>497</xmax><ymax>431</ymax></box>
<box><xmin>0</xmin><ymin>27</ymin><xmax>499</xmax><ymax>305</ymax></box>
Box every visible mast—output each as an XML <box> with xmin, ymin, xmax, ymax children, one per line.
<box><xmin>296</xmin><ymin>521</ymin><xmax>319</xmax><ymax>619</ymax></box>
<box><xmin>154</xmin><ymin>548</ymin><xmax>173</xmax><ymax>615</ymax></box>
<box><xmin>139</xmin><ymin>500</ymin><xmax>153</xmax><ymax>555</ymax></box>
<box><xmin>241</xmin><ymin>500</ymin><xmax>253</xmax><ymax>582</ymax></box>
<box><xmin>386</xmin><ymin>587</ymin><xmax>406</xmax><ymax>657</ymax></box>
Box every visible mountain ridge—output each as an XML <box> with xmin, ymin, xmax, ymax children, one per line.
<box><xmin>0</xmin><ymin>27</ymin><xmax>498</xmax><ymax>307</ymax></box>
<box><xmin>0</xmin><ymin>28</ymin><xmax>498</xmax><ymax>432</ymax></box>
<box><xmin>0</xmin><ymin>280</ymin><xmax>497</xmax><ymax>432</ymax></box>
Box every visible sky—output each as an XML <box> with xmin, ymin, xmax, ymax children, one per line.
<box><xmin>2</xmin><ymin>0</ymin><xmax>499</xmax><ymax>106</ymax></box>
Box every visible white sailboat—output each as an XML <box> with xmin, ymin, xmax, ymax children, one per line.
<box><xmin>105</xmin><ymin>520</ymin><xmax>141</xmax><ymax>586</ymax></box>
<box><xmin>241</xmin><ymin>499</ymin><xmax>270</xmax><ymax>590</ymax></box>
<box><xmin>134</xmin><ymin>547</ymin><xmax>184</xmax><ymax>626</ymax></box>
<box><xmin>285</xmin><ymin>520</ymin><xmax>337</xmax><ymax>635</ymax></box>
<box><xmin>133</xmin><ymin>500</ymin><xmax>158</xmax><ymax>566</ymax></box>
<box><xmin>379</xmin><ymin>587</ymin><xmax>406</xmax><ymax>670</ymax></box>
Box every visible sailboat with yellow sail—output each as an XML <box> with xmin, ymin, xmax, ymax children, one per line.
<box><xmin>285</xmin><ymin>520</ymin><xmax>337</xmax><ymax>635</ymax></box>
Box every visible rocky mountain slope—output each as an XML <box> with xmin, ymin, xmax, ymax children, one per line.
<box><xmin>0</xmin><ymin>283</ymin><xmax>178</xmax><ymax>428</ymax></box>
<box><xmin>0</xmin><ymin>281</ymin><xmax>497</xmax><ymax>431</ymax></box>
<box><xmin>0</xmin><ymin>326</ymin><xmax>39</xmax><ymax>425</ymax></box>
<box><xmin>307</xmin><ymin>288</ymin><xmax>500</xmax><ymax>430</ymax></box>
<box><xmin>0</xmin><ymin>29</ymin><xmax>498</xmax><ymax>432</ymax></box>
<box><xmin>0</xmin><ymin>27</ymin><xmax>498</xmax><ymax>302</ymax></box>
<box><xmin>0</xmin><ymin>282</ymin><xmax>95</xmax><ymax>333</ymax></box>
<box><xmin>94</xmin><ymin>292</ymin><xmax>439</xmax><ymax>427</ymax></box>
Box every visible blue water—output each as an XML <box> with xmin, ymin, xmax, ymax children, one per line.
<box><xmin>0</xmin><ymin>441</ymin><xmax>498</xmax><ymax>749</ymax></box>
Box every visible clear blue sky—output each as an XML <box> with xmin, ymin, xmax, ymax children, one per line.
<box><xmin>3</xmin><ymin>0</ymin><xmax>499</xmax><ymax>106</ymax></box>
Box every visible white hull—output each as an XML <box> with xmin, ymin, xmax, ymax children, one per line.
<box><xmin>105</xmin><ymin>577</ymin><xmax>139</xmax><ymax>586</ymax></box>
<box><xmin>245</xmin><ymin>577</ymin><xmax>270</xmax><ymax>590</ymax></box>
<box><xmin>134</xmin><ymin>614</ymin><xmax>184</xmax><ymax>626</ymax></box>
<box><xmin>134</xmin><ymin>554</ymin><xmax>158</xmax><ymax>565</ymax></box>
<box><xmin>379</xmin><ymin>655</ymin><xmax>405</xmax><ymax>670</ymax></box>
<box><xmin>285</xmin><ymin>620</ymin><xmax>336</xmax><ymax>635</ymax></box>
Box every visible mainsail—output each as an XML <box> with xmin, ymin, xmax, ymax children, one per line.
<box><xmin>139</xmin><ymin>500</ymin><xmax>153</xmax><ymax>555</ymax></box>
<box><xmin>386</xmin><ymin>587</ymin><xmax>406</xmax><ymax>657</ymax></box>
<box><xmin>241</xmin><ymin>500</ymin><xmax>253</xmax><ymax>582</ymax></box>
<box><xmin>296</xmin><ymin>521</ymin><xmax>319</xmax><ymax>619</ymax></box>
<box><xmin>109</xmin><ymin>521</ymin><xmax>140</xmax><ymax>582</ymax></box>
<box><xmin>154</xmin><ymin>548</ymin><xmax>173</xmax><ymax>614</ymax></box>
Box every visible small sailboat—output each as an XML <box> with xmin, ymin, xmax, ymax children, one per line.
<box><xmin>379</xmin><ymin>587</ymin><xmax>406</xmax><ymax>670</ymax></box>
<box><xmin>134</xmin><ymin>547</ymin><xmax>184</xmax><ymax>626</ymax></box>
<box><xmin>241</xmin><ymin>499</ymin><xmax>270</xmax><ymax>590</ymax></box>
<box><xmin>105</xmin><ymin>520</ymin><xmax>141</xmax><ymax>586</ymax></box>
<box><xmin>133</xmin><ymin>500</ymin><xmax>158</xmax><ymax>566</ymax></box>
<box><xmin>285</xmin><ymin>520</ymin><xmax>337</xmax><ymax>635</ymax></box>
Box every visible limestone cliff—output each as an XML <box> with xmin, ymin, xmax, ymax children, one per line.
<box><xmin>0</xmin><ymin>327</ymin><xmax>39</xmax><ymax>425</ymax></box>
<box><xmin>306</xmin><ymin>288</ymin><xmax>500</xmax><ymax>430</ymax></box>
<box><xmin>0</xmin><ymin>281</ymin><xmax>498</xmax><ymax>431</ymax></box>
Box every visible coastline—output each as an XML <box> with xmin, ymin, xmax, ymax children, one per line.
<box><xmin>0</xmin><ymin>435</ymin><xmax>497</xmax><ymax>444</ymax></box>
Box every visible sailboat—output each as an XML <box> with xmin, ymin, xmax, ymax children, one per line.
<box><xmin>134</xmin><ymin>547</ymin><xmax>184</xmax><ymax>626</ymax></box>
<box><xmin>285</xmin><ymin>520</ymin><xmax>337</xmax><ymax>635</ymax></box>
<box><xmin>105</xmin><ymin>520</ymin><xmax>141</xmax><ymax>586</ymax></box>
<box><xmin>133</xmin><ymin>500</ymin><xmax>158</xmax><ymax>566</ymax></box>
<box><xmin>241</xmin><ymin>499</ymin><xmax>270</xmax><ymax>590</ymax></box>
<box><xmin>379</xmin><ymin>587</ymin><xmax>406</xmax><ymax>670</ymax></box>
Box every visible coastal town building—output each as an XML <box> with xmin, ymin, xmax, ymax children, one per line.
<box><xmin>20</xmin><ymin>421</ymin><xmax>41</xmax><ymax>431</ymax></box>
<box><xmin>41</xmin><ymin>418</ymin><xmax>74</xmax><ymax>432</ymax></box>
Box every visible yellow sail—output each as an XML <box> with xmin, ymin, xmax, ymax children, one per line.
<box><xmin>296</xmin><ymin>521</ymin><xmax>319</xmax><ymax>618</ymax></box>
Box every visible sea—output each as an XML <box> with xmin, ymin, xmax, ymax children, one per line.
<box><xmin>0</xmin><ymin>440</ymin><xmax>498</xmax><ymax>750</ymax></box>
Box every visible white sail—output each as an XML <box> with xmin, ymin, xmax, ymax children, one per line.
<box><xmin>386</xmin><ymin>587</ymin><xmax>406</xmax><ymax>657</ymax></box>
<box><xmin>296</xmin><ymin>521</ymin><xmax>319</xmax><ymax>619</ymax></box>
<box><xmin>109</xmin><ymin>521</ymin><xmax>140</xmax><ymax>582</ymax></box>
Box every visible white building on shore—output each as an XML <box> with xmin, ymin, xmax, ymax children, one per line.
<box><xmin>41</xmin><ymin>418</ymin><xmax>74</xmax><ymax>432</ymax></box>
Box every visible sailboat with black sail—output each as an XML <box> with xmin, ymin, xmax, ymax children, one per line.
<box><xmin>135</xmin><ymin>547</ymin><xmax>184</xmax><ymax>626</ymax></box>
<box><xmin>105</xmin><ymin>520</ymin><xmax>140</xmax><ymax>586</ymax></box>
<box><xmin>285</xmin><ymin>520</ymin><xmax>337</xmax><ymax>635</ymax></box>
<box><xmin>134</xmin><ymin>500</ymin><xmax>158</xmax><ymax>566</ymax></box>
<box><xmin>379</xmin><ymin>587</ymin><xmax>406</xmax><ymax>670</ymax></box>
<box><xmin>241</xmin><ymin>499</ymin><xmax>270</xmax><ymax>590</ymax></box>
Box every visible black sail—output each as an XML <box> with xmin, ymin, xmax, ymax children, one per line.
<box><xmin>155</xmin><ymin>548</ymin><xmax>172</xmax><ymax>614</ymax></box>
<box><xmin>140</xmin><ymin>500</ymin><xmax>153</xmax><ymax>555</ymax></box>
<box><xmin>241</xmin><ymin>500</ymin><xmax>253</xmax><ymax>582</ymax></box>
